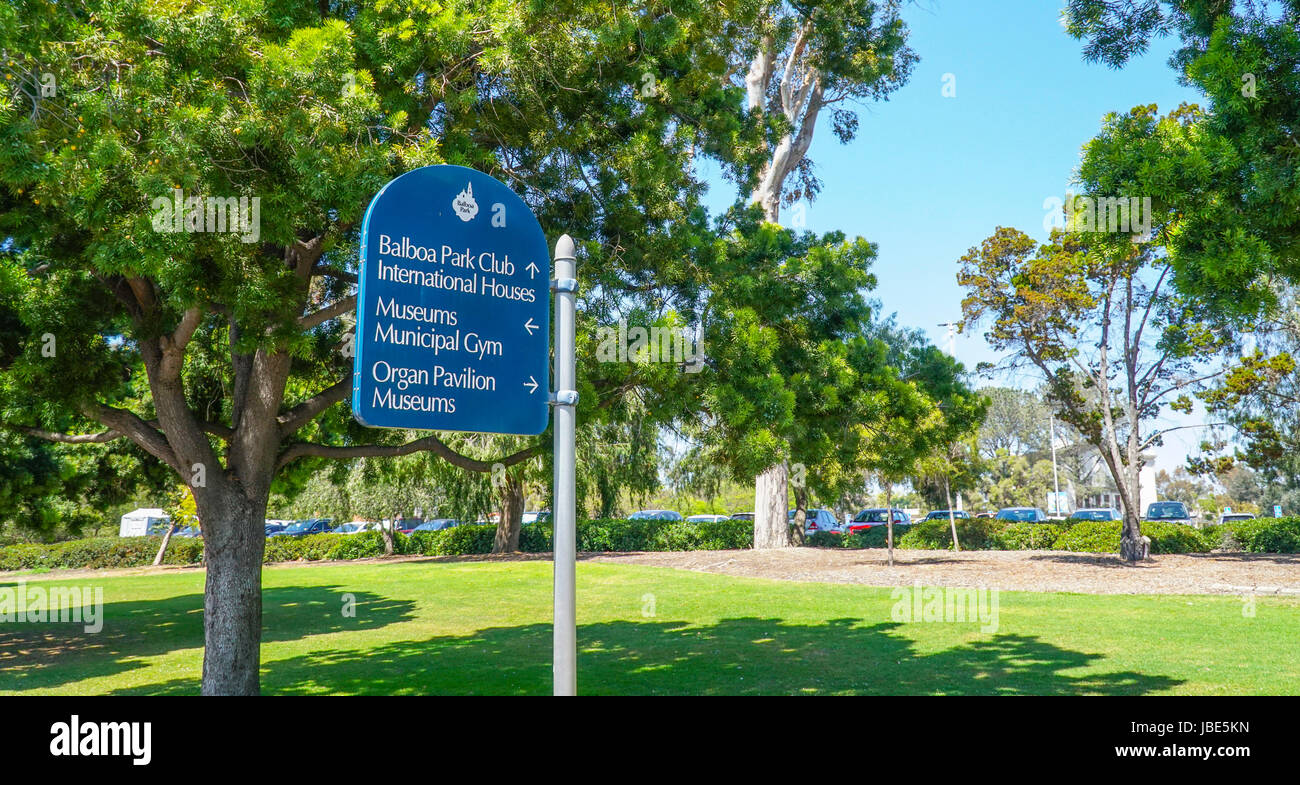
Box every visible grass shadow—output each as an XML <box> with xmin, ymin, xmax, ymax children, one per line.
<box><xmin>0</xmin><ymin>585</ymin><xmax>415</xmax><ymax>692</ymax></box>
<box><xmin>121</xmin><ymin>616</ymin><xmax>1183</xmax><ymax>696</ymax></box>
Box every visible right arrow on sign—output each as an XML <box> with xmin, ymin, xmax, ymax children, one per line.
<box><xmin>524</xmin><ymin>376</ymin><xmax>539</xmax><ymax>394</ymax></box>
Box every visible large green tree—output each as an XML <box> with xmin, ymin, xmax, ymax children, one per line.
<box><xmin>1064</xmin><ymin>0</ymin><xmax>1300</xmax><ymax>317</ymax></box>
<box><xmin>699</xmin><ymin>215</ymin><xmax>980</xmax><ymax>548</ymax></box>
<box><xmin>734</xmin><ymin>0</ymin><xmax>917</xmax><ymax>546</ymax></box>
<box><xmin>1192</xmin><ymin>286</ymin><xmax>1300</xmax><ymax>508</ymax></box>
<box><xmin>976</xmin><ymin>386</ymin><xmax>1051</xmax><ymax>459</ymax></box>
<box><xmin>959</xmin><ymin>225</ymin><xmax>1227</xmax><ymax>560</ymax></box>
<box><xmin>0</xmin><ymin>0</ymin><xmax>769</xmax><ymax>694</ymax></box>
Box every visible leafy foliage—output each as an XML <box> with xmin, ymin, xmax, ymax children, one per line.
<box><xmin>1064</xmin><ymin>1</ymin><xmax>1300</xmax><ymax>317</ymax></box>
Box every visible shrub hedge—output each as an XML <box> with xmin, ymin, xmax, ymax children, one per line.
<box><xmin>1050</xmin><ymin>521</ymin><xmax>1121</xmax><ymax>553</ymax></box>
<box><xmin>0</xmin><ymin>518</ymin><xmax>754</xmax><ymax>572</ymax></box>
<box><xmin>1202</xmin><ymin>517</ymin><xmax>1300</xmax><ymax>553</ymax></box>
<box><xmin>5</xmin><ymin>516</ymin><xmax>1297</xmax><ymax>572</ymax></box>
<box><xmin>806</xmin><ymin>525</ymin><xmax>907</xmax><ymax>549</ymax></box>
<box><xmin>804</xmin><ymin>517</ymin><xmax>1299</xmax><ymax>555</ymax></box>
<box><xmin>995</xmin><ymin>522</ymin><xmax>1069</xmax><ymax>550</ymax></box>
<box><xmin>1141</xmin><ymin>521</ymin><xmax>1215</xmax><ymax>554</ymax></box>
<box><xmin>0</xmin><ymin>536</ymin><xmax>205</xmax><ymax>572</ymax></box>
<box><xmin>897</xmin><ymin>518</ymin><xmax>1003</xmax><ymax>550</ymax></box>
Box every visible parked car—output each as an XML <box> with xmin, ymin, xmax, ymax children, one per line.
<box><xmin>789</xmin><ymin>508</ymin><xmax>841</xmax><ymax>535</ymax></box>
<box><xmin>996</xmin><ymin>507</ymin><xmax>1049</xmax><ymax>523</ymax></box>
<box><xmin>334</xmin><ymin>522</ymin><xmax>377</xmax><ymax>534</ymax></box>
<box><xmin>393</xmin><ymin>518</ymin><xmax>425</xmax><ymax>534</ymax></box>
<box><xmin>686</xmin><ymin>514</ymin><xmax>730</xmax><ymax>523</ymax></box>
<box><xmin>1218</xmin><ymin>512</ymin><xmax>1256</xmax><ymax>525</ymax></box>
<box><xmin>1067</xmin><ymin>508</ymin><xmax>1122</xmax><ymax>522</ymax></box>
<box><xmin>974</xmin><ymin>510</ymin><xmax>997</xmax><ymax>519</ymax></box>
<box><xmin>728</xmin><ymin>512</ymin><xmax>755</xmax><ymax>521</ymax></box>
<box><xmin>269</xmin><ymin>518</ymin><xmax>334</xmax><ymax>537</ymax></box>
<box><xmin>522</xmin><ymin>511</ymin><xmax>551</xmax><ymax>524</ymax></box>
<box><xmin>847</xmin><ymin>508</ymin><xmax>911</xmax><ymax>535</ymax></box>
<box><xmin>628</xmin><ymin>510</ymin><xmax>683</xmax><ymax>521</ymax></box>
<box><xmin>411</xmin><ymin>518</ymin><xmax>460</xmax><ymax>532</ymax></box>
<box><xmin>921</xmin><ymin>510</ymin><xmax>971</xmax><ymax>522</ymax></box>
<box><xmin>264</xmin><ymin>522</ymin><xmax>286</xmax><ymax>536</ymax></box>
<box><xmin>1143</xmin><ymin>501</ymin><xmax>1194</xmax><ymax>527</ymax></box>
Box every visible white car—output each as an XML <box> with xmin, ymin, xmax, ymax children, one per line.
<box><xmin>335</xmin><ymin>521</ymin><xmax>377</xmax><ymax>534</ymax></box>
<box><xmin>793</xmin><ymin>508</ymin><xmax>843</xmax><ymax>535</ymax></box>
<box><xmin>1218</xmin><ymin>512</ymin><xmax>1256</xmax><ymax>525</ymax></box>
<box><xmin>686</xmin><ymin>514</ymin><xmax>730</xmax><ymax>523</ymax></box>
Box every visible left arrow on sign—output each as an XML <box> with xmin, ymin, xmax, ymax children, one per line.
<box><xmin>524</xmin><ymin>317</ymin><xmax>539</xmax><ymax>335</ymax></box>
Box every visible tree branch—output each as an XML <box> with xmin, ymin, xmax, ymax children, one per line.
<box><xmin>6</xmin><ymin>424</ymin><xmax>121</xmax><ymax>443</ymax></box>
<box><xmin>276</xmin><ymin>435</ymin><xmax>544</xmax><ymax>473</ymax></box>
<box><xmin>311</xmin><ymin>264</ymin><xmax>358</xmax><ymax>284</ymax></box>
<box><xmin>278</xmin><ymin>377</ymin><xmax>352</xmax><ymax>436</ymax></box>
<box><xmin>85</xmin><ymin>403</ymin><xmax>184</xmax><ymax>473</ymax></box>
<box><xmin>299</xmin><ymin>295</ymin><xmax>356</xmax><ymax>330</ymax></box>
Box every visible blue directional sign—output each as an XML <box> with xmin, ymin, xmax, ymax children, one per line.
<box><xmin>352</xmin><ymin>165</ymin><xmax>550</xmax><ymax>434</ymax></box>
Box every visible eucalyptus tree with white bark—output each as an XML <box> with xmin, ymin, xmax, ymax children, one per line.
<box><xmin>735</xmin><ymin>0</ymin><xmax>917</xmax><ymax>548</ymax></box>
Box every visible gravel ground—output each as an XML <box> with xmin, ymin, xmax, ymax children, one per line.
<box><xmin>8</xmin><ymin>548</ymin><xmax>1298</xmax><ymax>596</ymax></box>
<box><xmin>586</xmin><ymin>548</ymin><xmax>1300</xmax><ymax>596</ymax></box>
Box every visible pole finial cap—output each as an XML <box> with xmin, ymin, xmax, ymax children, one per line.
<box><xmin>555</xmin><ymin>234</ymin><xmax>576</xmax><ymax>261</ymax></box>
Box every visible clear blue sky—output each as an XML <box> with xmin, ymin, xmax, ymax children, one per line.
<box><xmin>701</xmin><ymin>0</ymin><xmax>1209</xmax><ymax>473</ymax></box>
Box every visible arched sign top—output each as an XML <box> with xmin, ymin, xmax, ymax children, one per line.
<box><xmin>351</xmin><ymin>165</ymin><xmax>551</xmax><ymax>435</ymax></box>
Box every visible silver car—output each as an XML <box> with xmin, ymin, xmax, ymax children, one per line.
<box><xmin>1218</xmin><ymin>512</ymin><xmax>1255</xmax><ymax>525</ymax></box>
<box><xmin>629</xmin><ymin>509</ymin><xmax>683</xmax><ymax>521</ymax></box>
<box><xmin>1068</xmin><ymin>508</ymin><xmax>1122</xmax><ymax>522</ymax></box>
<box><xmin>1144</xmin><ymin>501</ymin><xmax>1194</xmax><ymax>527</ymax></box>
<box><xmin>790</xmin><ymin>508</ymin><xmax>842</xmax><ymax>535</ymax></box>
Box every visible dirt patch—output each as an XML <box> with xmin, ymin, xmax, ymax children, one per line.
<box><xmin>7</xmin><ymin>548</ymin><xmax>1298</xmax><ymax>596</ymax></box>
<box><xmin>585</xmin><ymin>548</ymin><xmax>1300</xmax><ymax>596</ymax></box>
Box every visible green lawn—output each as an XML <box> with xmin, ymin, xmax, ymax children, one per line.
<box><xmin>2</xmin><ymin>559</ymin><xmax>1298</xmax><ymax>695</ymax></box>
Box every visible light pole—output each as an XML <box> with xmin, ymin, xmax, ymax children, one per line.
<box><xmin>938</xmin><ymin>322</ymin><xmax>957</xmax><ymax>357</ymax></box>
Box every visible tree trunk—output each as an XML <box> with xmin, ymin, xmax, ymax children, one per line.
<box><xmin>152</xmin><ymin>523</ymin><xmax>177</xmax><ymax>567</ymax></box>
<box><xmin>883</xmin><ymin>475</ymin><xmax>894</xmax><ymax>567</ymax></box>
<box><xmin>493</xmin><ymin>471</ymin><xmax>525</xmax><ymax>554</ymax></box>
<box><xmin>1120</xmin><ymin>511</ymin><xmax>1147</xmax><ymax>561</ymax></box>
<box><xmin>790</xmin><ymin>482</ymin><xmax>808</xmax><ymax>546</ymax></box>
<box><xmin>753</xmin><ymin>462</ymin><xmax>790</xmax><ymax>549</ymax></box>
<box><xmin>198</xmin><ymin>495</ymin><xmax>265</xmax><ymax>696</ymax></box>
<box><xmin>380</xmin><ymin>519</ymin><xmax>395</xmax><ymax>556</ymax></box>
<box><xmin>945</xmin><ymin>477</ymin><xmax>961</xmax><ymax>552</ymax></box>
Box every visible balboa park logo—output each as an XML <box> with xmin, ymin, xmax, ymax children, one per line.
<box><xmin>452</xmin><ymin>182</ymin><xmax>479</xmax><ymax>222</ymax></box>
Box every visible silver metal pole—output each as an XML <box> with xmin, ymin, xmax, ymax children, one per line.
<box><xmin>551</xmin><ymin>234</ymin><xmax>578</xmax><ymax>696</ymax></box>
<box><xmin>1050</xmin><ymin>415</ymin><xmax>1060</xmax><ymax>513</ymax></box>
